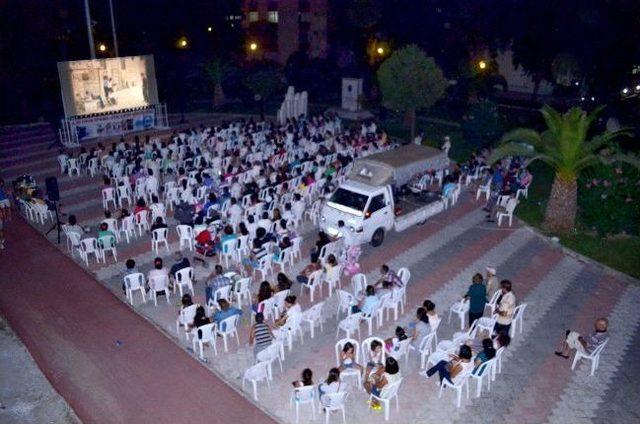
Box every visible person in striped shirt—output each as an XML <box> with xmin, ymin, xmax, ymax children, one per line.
<box><xmin>249</xmin><ymin>312</ymin><xmax>273</xmax><ymax>356</ymax></box>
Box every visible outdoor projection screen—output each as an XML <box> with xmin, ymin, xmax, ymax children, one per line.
<box><xmin>57</xmin><ymin>55</ymin><xmax>159</xmax><ymax>118</ymax></box>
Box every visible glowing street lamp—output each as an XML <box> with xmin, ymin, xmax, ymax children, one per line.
<box><xmin>377</xmin><ymin>46</ymin><xmax>385</xmax><ymax>55</ymax></box>
<box><xmin>177</xmin><ymin>36</ymin><xmax>189</xmax><ymax>49</ymax></box>
<box><xmin>207</xmin><ymin>26</ymin><xmax>213</xmax><ymax>32</ymax></box>
<box><xmin>622</xmin><ymin>88</ymin><xmax>629</xmax><ymax>95</ymax></box>
<box><xmin>478</xmin><ymin>60</ymin><xmax>487</xmax><ymax>70</ymax></box>
<box><xmin>249</xmin><ymin>42</ymin><xmax>258</xmax><ymax>51</ymax></box>
<box><xmin>98</xmin><ymin>43</ymin><xmax>107</xmax><ymax>52</ymax></box>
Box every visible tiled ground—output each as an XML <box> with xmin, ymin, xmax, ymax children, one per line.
<box><xmin>6</xmin><ymin>123</ymin><xmax>640</xmax><ymax>424</ymax></box>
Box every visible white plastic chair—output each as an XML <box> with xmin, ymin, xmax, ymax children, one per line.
<box><xmin>242</xmin><ymin>361</ymin><xmax>271</xmax><ymax>401</ymax></box>
<box><xmin>351</xmin><ymin>273</ymin><xmax>366</xmax><ymax>298</ymax></box>
<box><xmin>484</xmin><ymin>290</ymin><xmax>501</xmax><ymax>314</ymax></box>
<box><xmin>438</xmin><ymin>366</ymin><xmax>473</xmax><ymax>408</ymax></box>
<box><xmin>321</xmin><ymin>391</ymin><xmax>349</xmax><ymax>424</ymax></box>
<box><xmin>323</xmin><ymin>265</ymin><xmax>343</xmax><ymax>296</ymax></box>
<box><xmin>475</xmin><ymin>314</ymin><xmax>498</xmax><ymax>336</ymax></box>
<box><xmin>174</xmin><ymin>267</ymin><xmax>195</xmax><ymax>296</ymax></box>
<box><xmin>302</xmin><ymin>301</ymin><xmax>325</xmax><ymax>338</ymax></box>
<box><xmin>497</xmin><ymin>198</ymin><xmax>518</xmax><ymax>227</ymax></box>
<box><xmin>120</xmin><ymin>215</ymin><xmax>136</xmax><ymax>243</ymax></box>
<box><xmin>233</xmin><ymin>277</ymin><xmax>252</xmax><ymax>309</ymax></box>
<box><xmin>79</xmin><ymin>238</ymin><xmax>101</xmax><ymax>266</ymax></box>
<box><xmin>67</xmin><ymin>158</ymin><xmax>80</xmax><ymax>177</ymax></box>
<box><xmin>476</xmin><ymin>181</ymin><xmax>491</xmax><ymax>201</ymax></box>
<box><xmin>291</xmin><ymin>236</ymin><xmax>303</xmax><ymax>262</ymax></box>
<box><xmin>220</xmin><ymin>238</ymin><xmax>238</xmax><ymax>268</ymax></box>
<box><xmin>176</xmin><ymin>225</ymin><xmax>195</xmax><ymax>251</ymax></box>
<box><xmin>301</xmin><ymin>269</ymin><xmax>324</xmax><ymax>303</ymax></box>
<box><xmin>98</xmin><ymin>235</ymin><xmax>117</xmax><ymax>262</ymax></box>
<box><xmin>192</xmin><ymin>323</ymin><xmax>218</xmax><ymax>360</ymax></box>
<box><xmin>384</xmin><ymin>287</ymin><xmax>406</xmax><ymax>321</ymax></box>
<box><xmin>414</xmin><ymin>332</ymin><xmax>438</xmax><ymax>369</ymax></box>
<box><xmin>363</xmin><ymin>293</ymin><xmax>388</xmax><ymax>335</ymax></box>
<box><xmin>123</xmin><ymin>272</ymin><xmax>146</xmax><ymax>305</ymax></box>
<box><xmin>117</xmin><ymin>185</ymin><xmax>132</xmax><ymax>208</ymax></box>
<box><xmin>278</xmin><ymin>312</ymin><xmax>304</xmax><ymax>352</ymax></box>
<box><xmin>290</xmin><ymin>385</ymin><xmax>316</xmax><ymax>424</ymax></box>
<box><xmin>336</xmin><ymin>290</ymin><xmax>356</xmax><ymax>320</ymax></box>
<box><xmin>254</xmin><ymin>255</ymin><xmax>273</xmax><ymax>281</ymax></box>
<box><xmin>273</xmin><ymin>247</ymin><xmax>293</xmax><ymax>273</ymax></box>
<box><xmin>149</xmin><ymin>274</ymin><xmax>171</xmax><ymax>306</ymax></box>
<box><xmin>151</xmin><ymin>228</ymin><xmax>170</xmax><ymax>254</ymax></box>
<box><xmin>571</xmin><ymin>338</ymin><xmax>608</xmax><ymax>376</ymax></box>
<box><xmin>257</xmin><ymin>340</ymin><xmax>284</xmax><ymax>379</ymax></box>
<box><xmin>448</xmin><ymin>298</ymin><xmax>470</xmax><ymax>330</ymax></box>
<box><xmin>471</xmin><ymin>358</ymin><xmax>496</xmax><ymax>397</ymax></box>
<box><xmin>135</xmin><ymin>210</ymin><xmax>150</xmax><ymax>236</ymax></box>
<box><xmin>335</xmin><ymin>338</ymin><xmax>362</xmax><ymax>389</ymax></box>
<box><xmin>216</xmin><ymin>314</ymin><xmax>241</xmax><ymax>352</ymax></box>
<box><xmin>369</xmin><ymin>379</ymin><xmax>402</xmax><ymax>421</ymax></box>
<box><xmin>510</xmin><ymin>303</ymin><xmax>528</xmax><ymax>337</ymax></box>
<box><xmin>176</xmin><ymin>304</ymin><xmax>198</xmax><ymax>339</ymax></box>
<box><xmin>102</xmin><ymin>187</ymin><xmax>117</xmax><ymax>210</ymax></box>
<box><xmin>336</xmin><ymin>312</ymin><xmax>362</xmax><ymax>340</ymax></box>
<box><xmin>101</xmin><ymin>218</ymin><xmax>120</xmax><ymax>242</ymax></box>
<box><xmin>389</xmin><ymin>337</ymin><xmax>413</xmax><ymax>367</ymax></box>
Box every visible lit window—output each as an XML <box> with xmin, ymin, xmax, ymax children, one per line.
<box><xmin>248</xmin><ymin>11</ymin><xmax>259</xmax><ymax>22</ymax></box>
<box><xmin>268</xmin><ymin>11</ymin><xmax>279</xmax><ymax>23</ymax></box>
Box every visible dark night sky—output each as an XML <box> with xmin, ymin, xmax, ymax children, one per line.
<box><xmin>1</xmin><ymin>0</ymin><xmax>639</xmax><ymax>124</ymax></box>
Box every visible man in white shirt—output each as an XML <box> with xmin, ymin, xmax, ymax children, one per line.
<box><xmin>292</xmin><ymin>194</ymin><xmax>306</xmax><ymax>218</ymax></box>
<box><xmin>493</xmin><ymin>279</ymin><xmax>516</xmax><ymax>335</ymax></box>
<box><xmin>227</xmin><ymin>197</ymin><xmax>244</xmax><ymax>225</ymax></box>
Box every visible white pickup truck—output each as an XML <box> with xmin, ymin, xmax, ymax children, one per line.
<box><xmin>319</xmin><ymin>144</ymin><xmax>450</xmax><ymax>247</ymax></box>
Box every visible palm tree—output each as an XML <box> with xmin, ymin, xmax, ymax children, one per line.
<box><xmin>491</xmin><ymin>105</ymin><xmax>636</xmax><ymax>233</ymax></box>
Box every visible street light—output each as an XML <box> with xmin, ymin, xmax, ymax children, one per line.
<box><xmin>249</xmin><ymin>42</ymin><xmax>258</xmax><ymax>51</ymax></box>
<box><xmin>478</xmin><ymin>60</ymin><xmax>487</xmax><ymax>70</ymax></box>
<box><xmin>98</xmin><ymin>43</ymin><xmax>107</xmax><ymax>52</ymax></box>
<box><xmin>207</xmin><ymin>26</ymin><xmax>213</xmax><ymax>32</ymax></box>
<box><xmin>177</xmin><ymin>36</ymin><xmax>188</xmax><ymax>49</ymax></box>
<box><xmin>376</xmin><ymin>46</ymin><xmax>385</xmax><ymax>55</ymax></box>
<box><xmin>622</xmin><ymin>88</ymin><xmax>629</xmax><ymax>95</ymax></box>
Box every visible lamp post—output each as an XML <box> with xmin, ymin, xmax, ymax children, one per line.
<box><xmin>84</xmin><ymin>0</ymin><xmax>95</xmax><ymax>59</ymax></box>
<box><xmin>108</xmin><ymin>0</ymin><xmax>119</xmax><ymax>57</ymax></box>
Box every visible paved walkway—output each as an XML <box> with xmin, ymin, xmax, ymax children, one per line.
<box><xmin>0</xmin><ymin>217</ymin><xmax>277</xmax><ymax>424</ymax></box>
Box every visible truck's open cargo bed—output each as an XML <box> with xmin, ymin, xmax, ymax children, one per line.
<box><xmin>349</xmin><ymin>144</ymin><xmax>449</xmax><ymax>187</ymax></box>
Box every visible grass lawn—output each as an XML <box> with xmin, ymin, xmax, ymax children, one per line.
<box><xmin>512</xmin><ymin>162</ymin><xmax>640</xmax><ymax>279</ymax></box>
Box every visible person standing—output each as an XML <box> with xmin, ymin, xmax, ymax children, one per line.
<box><xmin>465</xmin><ymin>273</ymin><xmax>487</xmax><ymax>326</ymax></box>
<box><xmin>493</xmin><ymin>280</ymin><xmax>516</xmax><ymax>335</ymax></box>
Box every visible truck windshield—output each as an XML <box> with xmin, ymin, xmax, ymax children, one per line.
<box><xmin>328</xmin><ymin>188</ymin><xmax>368</xmax><ymax>212</ymax></box>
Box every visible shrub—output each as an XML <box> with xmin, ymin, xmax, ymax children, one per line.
<box><xmin>578</xmin><ymin>164</ymin><xmax>640</xmax><ymax>236</ymax></box>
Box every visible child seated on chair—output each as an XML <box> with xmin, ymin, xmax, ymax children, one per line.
<box><xmin>338</xmin><ymin>342</ymin><xmax>363</xmax><ymax>374</ymax></box>
<box><xmin>384</xmin><ymin>326</ymin><xmax>409</xmax><ymax>355</ymax></box>
<box><xmin>292</xmin><ymin>368</ymin><xmax>314</xmax><ymax>388</ymax></box>
<box><xmin>364</xmin><ymin>340</ymin><xmax>383</xmax><ymax>379</ymax></box>
<box><xmin>364</xmin><ymin>357</ymin><xmax>402</xmax><ymax>410</ymax></box>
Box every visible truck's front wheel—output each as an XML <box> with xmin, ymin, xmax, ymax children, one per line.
<box><xmin>371</xmin><ymin>228</ymin><xmax>385</xmax><ymax>247</ymax></box>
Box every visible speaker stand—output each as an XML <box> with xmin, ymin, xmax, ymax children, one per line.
<box><xmin>45</xmin><ymin>201</ymin><xmax>62</xmax><ymax>244</ymax></box>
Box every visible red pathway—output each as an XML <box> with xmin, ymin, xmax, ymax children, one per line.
<box><xmin>0</xmin><ymin>217</ymin><xmax>277</xmax><ymax>424</ymax></box>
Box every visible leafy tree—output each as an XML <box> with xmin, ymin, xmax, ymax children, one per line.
<box><xmin>204</xmin><ymin>59</ymin><xmax>233</xmax><ymax>108</ymax></box>
<box><xmin>461</xmin><ymin>100</ymin><xmax>503</xmax><ymax>148</ymax></box>
<box><xmin>491</xmin><ymin>105</ymin><xmax>637</xmax><ymax>233</ymax></box>
<box><xmin>243</xmin><ymin>67</ymin><xmax>285</xmax><ymax>114</ymax></box>
<box><xmin>377</xmin><ymin>44</ymin><xmax>448</xmax><ymax>141</ymax></box>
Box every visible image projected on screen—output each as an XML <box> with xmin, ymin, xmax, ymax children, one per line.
<box><xmin>58</xmin><ymin>55</ymin><xmax>159</xmax><ymax>117</ymax></box>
